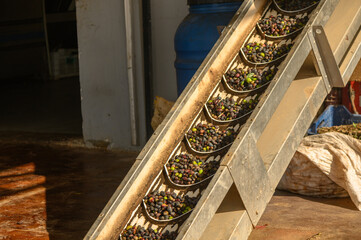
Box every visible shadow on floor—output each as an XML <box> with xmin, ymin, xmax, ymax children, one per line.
<box><xmin>0</xmin><ymin>138</ymin><xmax>137</xmax><ymax>239</ymax></box>
<box><xmin>249</xmin><ymin>190</ymin><xmax>361</xmax><ymax>240</ymax></box>
<box><xmin>275</xmin><ymin>189</ymin><xmax>359</xmax><ymax>211</ymax></box>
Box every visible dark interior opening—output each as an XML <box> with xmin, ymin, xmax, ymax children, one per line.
<box><xmin>0</xmin><ymin>0</ymin><xmax>82</xmax><ymax>136</ymax></box>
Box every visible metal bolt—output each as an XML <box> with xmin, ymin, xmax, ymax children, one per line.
<box><xmin>316</xmin><ymin>29</ymin><xmax>322</xmax><ymax>34</ymax></box>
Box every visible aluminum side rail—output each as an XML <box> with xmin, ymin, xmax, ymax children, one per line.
<box><xmin>85</xmin><ymin>0</ymin><xmax>361</xmax><ymax>239</ymax></box>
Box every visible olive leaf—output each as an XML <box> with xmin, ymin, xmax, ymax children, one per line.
<box><xmin>246</xmin><ymin>72</ymin><xmax>255</xmax><ymax>78</ymax></box>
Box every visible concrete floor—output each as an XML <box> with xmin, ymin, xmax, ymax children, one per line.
<box><xmin>0</xmin><ymin>134</ymin><xmax>136</xmax><ymax>239</ymax></box>
<box><xmin>0</xmin><ymin>134</ymin><xmax>360</xmax><ymax>240</ymax></box>
<box><xmin>249</xmin><ymin>191</ymin><xmax>361</xmax><ymax>240</ymax></box>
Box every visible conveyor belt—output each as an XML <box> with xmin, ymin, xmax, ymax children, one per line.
<box><xmin>85</xmin><ymin>0</ymin><xmax>361</xmax><ymax>239</ymax></box>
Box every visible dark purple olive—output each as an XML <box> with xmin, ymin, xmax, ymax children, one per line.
<box><xmin>258</xmin><ymin>14</ymin><xmax>309</xmax><ymax>36</ymax></box>
<box><xmin>143</xmin><ymin>191</ymin><xmax>199</xmax><ymax>221</ymax></box>
<box><xmin>241</xmin><ymin>42</ymin><xmax>293</xmax><ymax>64</ymax></box>
<box><xmin>166</xmin><ymin>153</ymin><xmax>220</xmax><ymax>185</ymax></box>
<box><xmin>275</xmin><ymin>0</ymin><xmax>320</xmax><ymax>11</ymax></box>
<box><xmin>186</xmin><ymin>123</ymin><xmax>239</xmax><ymax>152</ymax></box>
<box><xmin>207</xmin><ymin>96</ymin><xmax>259</xmax><ymax>121</ymax></box>
<box><xmin>225</xmin><ymin>67</ymin><xmax>277</xmax><ymax>91</ymax></box>
<box><xmin>121</xmin><ymin>225</ymin><xmax>177</xmax><ymax>240</ymax></box>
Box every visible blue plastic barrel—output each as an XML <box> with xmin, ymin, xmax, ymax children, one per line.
<box><xmin>174</xmin><ymin>1</ymin><xmax>243</xmax><ymax>96</ymax></box>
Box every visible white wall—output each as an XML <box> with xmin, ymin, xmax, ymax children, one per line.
<box><xmin>76</xmin><ymin>0</ymin><xmax>146</xmax><ymax>150</ymax></box>
<box><xmin>75</xmin><ymin>0</ymin><xmax>188</xmax><ymax>150</ymax></box>
<box><xmin>151</xmin><ymin>0</ymin><xmax>188</xmax><ymax>102</ymax></box>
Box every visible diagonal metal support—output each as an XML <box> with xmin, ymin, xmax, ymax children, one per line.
<box><xmin>215</xmin><ymin>0</ymin><xmax>355</xmax><ymax>232</ymax></box>
<box><xmin>226</xmin><ymin>134</ymin><xmax>273</xmax><ymax>225</ymax></box>
<box><xmin>308</xmin><ymin>25</ymin><xmax>344</xmax><ymax>92</ymax></box>
<box><xmin>179</xmin><ymin>1</ymin><xmax>360</xmax><ymax>239</ymax></box>
<box><xmin>85</xmin><ymin>1</ymin><xmax>361</xmax><ymax>240</ymax></box>
<box><xmin>176</xmin><ymin>166</ymin><xmax>234</xmax><ymax>240</ymax></box>
<box><xmin>218</xmin><ymin>0</ymin><xmax>341</xmax><ymax>227</ymax></box>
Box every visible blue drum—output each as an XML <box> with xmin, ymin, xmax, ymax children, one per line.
<box><xmin>174</xmin><ymin>0</ymin><xmax>243</xmax><ymax>96</ymax></box>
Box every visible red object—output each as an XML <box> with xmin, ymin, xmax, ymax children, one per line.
<box><xmin>255</xmin><ymin>224</ymin><xmax>268</xmax><ymax>229</ymax></box>
<box><xmin>342</xmin><ymin>81</ymin><xmax>361</xmax><ymax>114</ymax></box>
<box><xmin>325</xmin><ymin>88</ymin><xmax>342</xmax><ymax>107</ymax></box>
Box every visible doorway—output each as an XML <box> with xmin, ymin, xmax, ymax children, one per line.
<box><xmin>0</xmin><ymin>0</ymin><xmax>81</xmax><ymax>135</ymax></box>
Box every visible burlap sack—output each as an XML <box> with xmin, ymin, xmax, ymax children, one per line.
<box><xmin>151</xmin><ymin>96</ymin><xmax>174</xmax><ymax>131</ymax></box>
<box><xmin>278</xmin><ymin>132</ymin><xmax>361</xmax><ymax>210</ymax></box>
